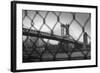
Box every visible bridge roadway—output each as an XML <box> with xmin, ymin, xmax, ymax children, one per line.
<box><xmin>23</xmin><ymin>28</ymin><xmax>90</xmax><ymax>49</ymax></box>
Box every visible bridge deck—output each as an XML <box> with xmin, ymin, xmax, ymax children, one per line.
<box><xmin>23</xmin><ymin>28</ymin><xmax>90</xmax><ymax>47</ymax></box>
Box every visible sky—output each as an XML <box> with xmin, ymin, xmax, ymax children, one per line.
<box><xmin>22</xmin><ymin>10</ymin><xmax>91</xmax><ymax>45</ymax></box>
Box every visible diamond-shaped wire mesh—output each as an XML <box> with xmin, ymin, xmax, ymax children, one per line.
<box><xmin>22</xmin><ymin>10</ymin><xmax>91</xmax><ymax>62</ymax></box>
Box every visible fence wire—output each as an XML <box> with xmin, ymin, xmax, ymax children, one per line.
<box><xmin>22</xmin><ymin>10</ymin><xmax>91</xmax><ymax>62</ymax></box>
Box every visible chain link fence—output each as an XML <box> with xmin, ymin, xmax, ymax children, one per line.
<box><xmin>22</xmin><ymin>10</ymin><xmax>91</xmax><ymax>62</ymax></box>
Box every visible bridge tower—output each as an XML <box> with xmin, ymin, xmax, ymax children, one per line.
<box><xmin>61</xmin><ymin>24</ymin><xmax>69</xmax><ymax>37</ymax></box>
<box><xmin>61</xmin><ymin>24</ymin><xmax>71</xmax><ymax>59</ymax></box>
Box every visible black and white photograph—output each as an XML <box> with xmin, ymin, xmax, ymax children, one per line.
<box><xmin>22</xmin><ymin>10</ymin><xmax>91</xmax><ymax>63</ymax></box>
<box><xmin>11</xmin><ymin>1</ymin><xmax>97</xmax><ymax>72</ymax></box>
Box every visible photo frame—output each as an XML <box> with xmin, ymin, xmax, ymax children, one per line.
<box><xmin>11</xmin><ymin>1</ymin><xmax>98</xmax><ymax>72</ymax></box>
